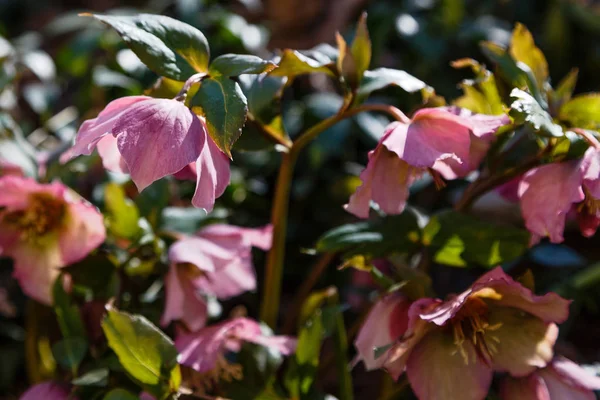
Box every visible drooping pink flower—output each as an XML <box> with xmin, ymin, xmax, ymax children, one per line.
<box><xmin>176</xmin><ymin>317</ymin><xmax>296</xmax><ymax>387</ymax></box>
<box><xmin>518</xmin><ymin>147</ymin><xmax>600</xmax><ymax>243</ymax></box>
<box><xmin>19</xmin><ymin>381</ymin><xmax>75</xmax><ymax>400</ymax></box>
<box><xmin>64</xmin><ymin>96</ymin><xmax>230</xmax><ymax>211</ymax></box>
<box><xmin>0</xmin><ymin>176</ymin><xmax>105</xmax><ymax>304</ymax></box>
<box><xmin>161</xmin><ymin>224</ymin><xmax>272</xmax><ymax>331</ymax></box>
<box><xmin>346</xmin><ymin>107</ymin><xmax>508</xmax><ymax>218</ymax></box>
<box><xmin>500</xmin><ymin>357</ymin><xmax>600</xmax><ymax>400</ymax></box>
<box><xmin>360</xmin><ymin>267</ymin><xmax>570</xmax><ymax>400</ymax></box>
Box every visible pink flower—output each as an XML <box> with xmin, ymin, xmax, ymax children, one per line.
<box><xmin>518</xmin><ymin>147</ymin><xmax>600</xmax><ymax>243</ymax></box>
<box><xmin>360</xmin><ymin>267</ymin><xmax>570</xmax><ymax>400</ymax></box>
<box><xmin>161</xmin><ymin>224</ymin><xmax>272</xmax><ymax>331</ymax></box>
<box><xmin>0</xmin><ymin>176</ymin><xmax>105</xmax><ymax>304</ymax></box>
<box><xmin>176</xmin><ymin>317</ymin><xmax>296</xmax><ymax>388</ymax></box>
<box><xmin>346</xmin><ymin>107</ymin><xmax>508</xmax><ymax>218</ymax></box>
<box><xmin>20</xmin><ymin>381</ymin><xmax>75</xmax><ymax>400</ymax></box>
<box><xmin>65</xmin><ymin>96</ymin><xmax>230</xmax><ymax>211</ymax></box>
<box><xmin>500</xmin><ymin>357</ymin><xmax>600</xmax><ymax>400</ymax></box>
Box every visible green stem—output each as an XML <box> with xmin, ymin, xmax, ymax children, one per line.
<box><xmin>259</xmin><ymin>103</ymin><xmax>407</xmax><ymax>327</ymax></box>
<box><xmin>330</xmin><ymin>292</ymin><xmax>354</xmax><ymax>400</ymax></box>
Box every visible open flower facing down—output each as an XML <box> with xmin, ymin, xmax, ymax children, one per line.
<box><xmin>345</xmin><ymin>107</ymin><xmax>508</xmax><ymax>218</ymax></box>
<box><xmin>19</xmin><ymin>381</ymin><xmax>74</xmax><ymax>400</ymax></box>
<box><xmin>176</xmin><ymin>317</ymin><xmax>296</xmax><ymax>390</ymax></box>
<box><xmin>161</xmin><ymin>224</ymin><xmax>272</xmax><ymax>332</ymax></box>
<box><xmin>500</xmin><ymin>357</ymin><xmax>600</xmax><ymax>400</ymax></box>
<box><xmin>0</xmin><ymin>176</ymin><xmax>105</xmax><ymax>304</ymax></box>
<box><xmin>519</xmin><ymin>147</ymin><xmax>600</xmax><ymax>243</ymax></box>
<box><xmin>356</xmin><ymin>267</ymin><xmax>570</xmax><ymax>400</ymax></box>
<box><xmin>64</xmin><ymin>95</ymin><xmax>230</xmax><ymax>211</ymax></box>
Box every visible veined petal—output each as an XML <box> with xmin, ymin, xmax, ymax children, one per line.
<box><xmin>547</xmin><ymin>357</ymin><xmax>600</xmax><ymax>392</ymax></box>
<box><xmin>518</xmin><ymin>161</ymin><xmax>584</xmax><ymax>243</ymax></box>
<box><xmin>168</xmin><ymin>237</ymin><xmax>217</xmax><ymax>273</ymax></box>
<box><xmin>540</xmin><ymin>364</ymin><xmax>597</xmax><ymax>400</ymax></box>
<box><xmin>230</xmin><ymin>317</ymin><xmax>297</xmax><ymax>355</ymax></box>
<box><xmin>499</xmin><ymin>374</ymin><xmax>550</xmax><ymax>400</ymax></box>
<box><xmin>96</xmin><ymin>135</ymin><xmax>128</xmax><ymax>174</ymax></box>
<box><xmin>114</xmin><ymin>99</ymin><xmax>204</xmax><ymax>191</ymax></box>
<box><xmin>487</xmin><ymin>307</ymin><xmax>558</xmax><ymax>377</ymax></box>
<box><xmin>199</xmin><ymin>224</ymin><xmax>273</xmax><ymax>251</ymax></box>
<box><xmin>162</xmin><ymin>265</ymin><xmax>208</xmax><ymax>332</ymax></box>
<box><xmin>406</xmin><ymin>330</ymin><xmax>493</xmax><ymax>400</ymax></box>
<box><xmin>354</xmin><ymin>293</ymin><xmax>410</xmax><ymax>370</ymax></box>
<box><xmin>191</xmin><ymin>133</ymin><xmax>231</xmax><ymax>211</ymax></box>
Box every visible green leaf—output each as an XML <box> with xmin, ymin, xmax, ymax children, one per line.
<box><xmin>160</xmin><ymin>206</ymin><xmax>207</xmax><ymax>234</ymax></box>
<box><xmin>285</xmin><ymin>312</ymin><xmax>324</xmax><ymax>397</ymax></box>
<box><xmin>104</xmin><ymin>183</ymin><xmax>141</xmax><ymax>239</ymax></box>
<box><xmin>451</xmin><ymin>58</ymin><xmax>504</xmax><ymax>115</ymax></box>
<box><xmin>101</xmin><ymin>307</ymin><xmax>180</xmax><ymax>394</ymax></box>
<box><xmin>0</xmin><ymin>113</ymin><xmax>37</xmax><ymax>177</ymax></box>
<box><xmin>85</xmin><ymin>13</ymin><xmax>210</xmax><ymax>81</ymax></box>
<box><xmin>52</xmin><ymin>274</ymin><xmax>86</xmax><ymax>339</ymax></box>
<box><xmin>52</xmin><ymin>337</ymin><xmax>88</xmax><ymax>372</ymax></box>
<box><xmin>72</xmin><ymin>368</ymin><xmax>109</xmax><ymax>387</ymax></box>
<box><xmin>316</xmin><ymin>210</ymin><xmax>421</xmax><ymax>258</ymax></box>
<box><xmin>192</xmin><ymin>76</ymin><xmax>248</xmax><ymax>157</ymax></box>
<box><xmin>269</xmin><ymin>50</ymin><xmax>335</xmax><ymax>79</ymax></box>
<box><xmin>62</xmin><ymin>254</ymin><xmax>117</xmax><ymax>297</ymax></box>
<box><xmin>103</xmin><ymin>388</ymin><xmax>139</xmax><ymax>400</ymax></box>
<box><xmin>209</xmin><ymin>54</ymin><xmax>276</xmax><ymax>77</ymax></box>
<box><xmin>559</xmin><ymin>94</ymin><xmax>600</xmax><ymax>130</ymax></box>
<box><xmin>508</xmin><ymin>23</ymin><xmax>549</xmax><ymax>88</ymax></box>
<box><xmin>549</xmin><ymin>69</ymin><xmax>578</xmax><ymax>112</ymax></box>
<box><xmin>355</xmin><ymin>68</ymin><xmax>428</xmax><ymax>104</ymax></box>
<box><xmin>510</xmin><ymin>89</ymin><xmax>563</xmax><ymax>137</ymax></box>
<box><xmin>422</xmin><ymin>210</ymin><xmax>530</xmax><ymax>268</ymax></box>
<box><xmin>350</xmin><ymin>12</ymin><xmax>371</xmax><ymax>85</ymax></box>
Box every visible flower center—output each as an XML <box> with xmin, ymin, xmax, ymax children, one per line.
<box><xmin>189</xmin><ymin>354</ymin><xmax>243</xmax><ymax>393</ymax></box>
<box><xmin>2</xmin><ymin>192</ymin><xmax>66</xmax><ymax>241</ymax></box>
<box><xmin>450</xmin><ymin>297</ymin><xmax>502</xmax><ymax>365</ymax></box>
<box><xmin>179</xmin><ymin>262</ymin><xmax>207</xmax><ymax>279</ymax></box>
<box><xmin>578</xmin><ymin>187</ymin><xmax>600</xmax><ymax>216</ymax></box>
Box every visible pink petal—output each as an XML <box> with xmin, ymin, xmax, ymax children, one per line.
<box><xmin>161</xmin><ymin>264</ymin><xmax>208</xmax><ymax>332</ymax></box>
<box><xmin>441</xmin><ymin>106</ymin><xmax>509</xmax><ymax>139</ymax></box>
<box><xmin>345</xmin><ymin>141</ymin><xmax>419</xmax><ymax>218</ymax></box>
<box><xmin>518</xmin><ymin>161</ymin><xmax>584</xmax><ymax>243</ymax></box>
<box><xmin>173</xmin><ymin>162</ymin><xmax>197</xmax><ymax>180</ymax></box>
<box><xmin>496</xmin><ymin>176</ymin><xmax>522</xmax><ymax>203</ymax></box>
<box><xmin>354</xmin><ymin>293</ymin><xmax>410</xmax><ymax>370</ymax></box>
<box><xmin>471</xmin><ymin>267</ymin><xmax>571</xmax><ymax>324</ymax></box>
<box><xmin>168</xmin><ymin>237</ymin><xmax>217</xmax><ymax>273</ymax></box>
<box><xmin>548</xmin><ymin>357</ymin><xmax>600</xmax><ymax>392</ymax></box>
<box><xmin>0</xmin><ymin>160</ymin><xmax>24</xmax><ymax>177</ymax></box>
<box><xmin>540</xmin><ymin>363</ymin><xmax>597</xmax><ymax>400</ymax></box>
<box><xmin>230</xmin><ymin>317</ymin><xmax>297</xmax><ymax>355</ymax></box>
<box><xmin>499</xmin><ymin>374</ymin><xmax>550</xmax><ymax>400</ymax></box>
<box><xmin>191</xmin><ymin>134</ymin><xmax>231</xmax><ymax>211</ymax></box>
<box><xmin>11</xmin><ymin>241</ymin><xmax>62</xmax><ymax>304</ymax></box>
<box><xmin>198</xmin><ymin>224</ymin><xmax>273</xmax><ymax>251</ymax></box>
<box><xmin>581</xmin><ymin>147</ymin><xmax>600</xmax><ymax>199</ymax></box>
<box><xmin>67</xmin><ymin>96</ymin><xmax>149</xmax><ymax>159</ymax></box>
<box><xmin>19</xmin><ymin>382</ymin><xmax>74</xmax><ymax>400</ymax></box>
<box><xmin>406</xmin><ymin>330</ymin><xmax>493</xmax><ymax>400</ymax></box>
<box><xmin>0</xmin><ymin>176</ymin><xmax>43</xmax><ymax>209</ymax></box>
<box><xmin>96</xmin><ymin>134</ymin><xmax>128</xmax><ymax>174</ymax></box>
<box><xmin>113</xmin><ymin>98</ymin><xmax>205</xmax><ymax>191</ymax></box>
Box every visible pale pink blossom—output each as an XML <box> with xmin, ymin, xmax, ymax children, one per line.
<box><xmin>20</xmin><ymin>381</ymin><xmax>74</xmax><ymax>400</ymax></box>
<box><xmin>0</xmin><ymin>176</ymin><xmax>105</xmax><ymax>304</ymax></box>
<box><xmin>161</xmin><ymin>224</ymin><xmax>272</xmax><ymax>331</ymax></box>
<box><xmin>500</xmin><ymin>357</ymin><xmax>600</xmax><ymax>400</ymax></box>
<box><xmin>65</xmin><ymin>96</ymin><xmax>230</xmax><ymax>211</ymax></box>
<box><xmin>518</xmin><ymin>147</ymin><xmax>600</xmax><ymax>243</ymax></box>
<box><xmin>358</xmin><ymin>267</ymin><xmax>570</xmax><ymax>400</ymax></box>
<box><xmin>346</xmin><ymin>107</ymin><xmax>508</xmax><ymax>218</ymax></box>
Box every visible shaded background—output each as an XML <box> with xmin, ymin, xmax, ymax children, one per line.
<box><xmin>1</xmin><ymin>0</ymin><xmax>600</xmax><ymax>398</ymax></box>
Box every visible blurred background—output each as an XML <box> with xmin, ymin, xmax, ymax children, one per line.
<box><xmin>1</xmin><ymin>0</ymin><xmax>600</xmax><ymax>398</ymax></box>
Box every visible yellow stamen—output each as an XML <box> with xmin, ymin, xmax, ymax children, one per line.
<box><xmin>188</xmin><ymin>354</ymin><xmax>243</xmax><ymax>393</ymax></box>
<box><xmin>2</xmin><ymin>192</ymin><xmax>66</xmax><ymax>242</ymax></box>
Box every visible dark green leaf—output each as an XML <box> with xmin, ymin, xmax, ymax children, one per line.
<box><xmin>52</xmin><ymin>337</ymin><xmax>88</xmax><ymax>372</ymax></box>
<box><xmin>423</xmin><ymin>210</ymin><xmax>530</xmax><ymax>268</ymax></box>
<box><xmin>52</xmin><ymin>274</ymin><xmax>86</xmax><ymax>339</ymax></box>
<box><xmin>160</xmin><ymin>206</ymin><xmax>207</xmax><ymax>234</ymax></box>
<box><xmin>510</xmin><ymin>89</ymin><xmax>563</xmax><ymax>137</ymax></box>
<box><xmin>104</xmin><ymin>183</ymin><xmax>141</xmax><ymax>239</ymax></box>
<box><xmin>355</xmin><ymin>68</ymin><xmax>428</xmax><ymax>103</ymax></box>
<box><xmin>103</xmin><ymin>388</ymin><xmax>139</xmax><ymax>400</ymax></box>
<box><xmin>192</xmin><ymin>76</ymin><xmax>248</xmax><ymax>157</ymax></box>
<box><xmin>269</xmin><ymin>50</ymin><xmax>335</xmax><ymax>79</ymax></box>
<box><xmin>549</xmin><ymin>69</ymin><xmax>578</xmax><ymax>112</ymax></box>
<box><xmin>101</xmin><ymin>307</ymin><xmax>181</xmax><ymax>393</ymax></box>
<box><xmin>62</xmin><ymin>254</ymin><xmax>117</xmax><ymax>297</ymax></box>
<box><xmin>72</xmin><ymin>368</ymin><xmax>109</xmax><ymax>387</ymax></box>
<box><xmin>316</xmin><ymin>210</ymin><xmax>421</xmax><ymax>258</ymax></box>
<box><xmin>559</xmin><ymin>94</ymin><xmax>600</xmax><ymax>130</ymax></box>
<box><xmin>86</xmin><ymin>13</ymin><xmax>210</xmax><ymax>81</ymax></box>
<box><xmin>210</xmin><ymin>54</ymin><xmax>276</xmax><ymax>77</ymax></box>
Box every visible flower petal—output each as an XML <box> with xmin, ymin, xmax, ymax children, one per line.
<box><xmin>547</xmin><ymin>357</ymin><xmax>600</xmax><ymax>392</ymax></box>
<box><xmin>499</xmin><ymin>374</ymin><xmax>550</xmax><ymax>400</ymax></box>
<box><xmin>199</xmin><ymin>224</ymin><xmax>273</xmax><ymax>251</ymax></box>
<box><xmin>581</xmin><ymin>147</ymin><xmax>600</xmax><ymax>199</ymax></box>
<box><xmin>114</xmin><ymin>99</ymin><xmax>204</xmax><ymax>191</ymax></box>
<box><xmin>354</xmin><ymin>293</ymin><xmax>410</xmax><ymax>370</ymax></box>
<box><xmin>11</xmin><ymin>241</ymin><xmax>62</xmax><ymax>305</ymax></box>
<box><xmin>161</xmin><ymin>264</ymin><xmax>208</xmax><ymax>332</ymax></box>
<box><xmin>230</xmin><ymin>317</ymin><xmax>297</xmax><ymax>355</ymax></box>
<box><xmin>487</xmin><ymin>307</ymin><xmax>558</xmax><ymax>377</ymax></box>
<box><xmin>0</xmin><ymin>176</ymin><xmax>42</xmax><ymax>209</ymax></box>
<box><xmin>96</xmin><ymin>134</ymin><xmax>128</xmax><ymax>174</ymax></box>
<box><xmin>191</xmin><ymin>134</ymin><xmax>231</xmax><ymax>211</ymax></box>
<box><xmin>518</xmin><ymin>161</ymin><xmax>584</xmax><ymax>243</ymax></box>
<box><xmin>68</xmin><ymin>96</ymin><xmax>149</xmax><ymax>159</ymax></box>
<box><xmin>19</xmin><ymin>381</ymin><xmax>73</xmax><ymax>400</ymax></box>
<box><xmin>168</xmin><ymin>237</ymin><xmax>217</xmax><ymax>273</ymax></box>
<box><xmin>406</xmin><ymin>330</ymin><xmax>493</xmax><ymax>400</ymax></box>
<box><xmin>540</xmin><ymin>363</ymin><xmax>597</xmax><ymax>400</ymax></box>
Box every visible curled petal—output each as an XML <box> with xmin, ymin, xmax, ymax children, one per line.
<box><xmin>114</xmin><ymin>98</ymin><xmax>204</xmax><ymax>191</ymax></box>
<box><xmin>191</xmin><ymin>134</ymin><xmax>231</xmax><ymax>211</ymax></box>
<box><xmin>198</xmin><ymin>224</ymin><xmax>273</xmax><ymax>251</ymax></box>
<box><xmin>581</xmin><ymin>147</ymin><xmax>600</xmax><ymax>198</ymax></box>
<box><xmin>96</xmin><ymin>135</ymin><xmax>128</xmax><ymax>174</ymax></box>
<box><xmin>547</xmin><ymin>357</ymin><xmax>600</xmax><ymax>392</ymax></box>
<box><xmin>168</xmin><ymin>237</ymin><xmax>217</xmax><ymax>273</ymax></box>
<box><xmin>230</xmin><ymin>318</ymin><xmax>297</xmax><ymax>355</ymax></box>
<box><xmin>161</xmin><ymin>264</ymin><xmax>208</xmax><ymax>332</ymax></box>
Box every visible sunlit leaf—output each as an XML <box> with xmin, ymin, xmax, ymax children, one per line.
<box><xmin>510</xmin><ymin>88</ymin><xmax>563</xmax><ymax>137</ymax></box>
<box><xmin>509</xmin><ymin>23</ymin><xmax>549</xmax><ymax>88</ymax></box>
<box><xmin>209</xmin><ymin>54</ymin><xmax>276</xmax><ymax>77</ymax></box>
<box><xmin>559</xmin><ymin>94</ymin><xmax>600</xmax><ymax>130</ymax></box>
<box><xmin>103</xmin><ymin>388</ymin><xmax>139</xmax><ymax>400</ymax></box>
<box><xmin>269</xmin><ymin>50</ymin><xmax>335</xmax><ymax>79</ymax></box>
<box><xmin>104</xmin><ymin>183</ymin><xmax>141</xmax><ymax>239</ymax></box>
<box><xmin>355</xmin><ymin>68</ymin><xmax>428</xmax><ymax>104</ymax></box>
<box><xmin>72</xmin><ymin>368</ymin><xmax>109</xmax><ymax>387</ymax></box>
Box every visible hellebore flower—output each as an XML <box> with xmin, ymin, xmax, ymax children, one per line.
<box><xmin>345</xmin><ymin>107</ymin><xmax>508</xmax><ymax>218</ymax></box>
<box><xmin>161</xmin><ymin>224</ymin><xmax>272</xmax><ymax>331</ymax></box>
<box><xmin>500</xmin><ymin>357</ymin><xmax>600</xmax><ymax>400</ymax></box>
<box><xmin>519</xmin><ymin>147</ymin><xmax>600</xmax><ymax>243</ymax></box>
<box><xmin>65</xmin><ymin>95</ymin><xmax>230</xmax><ymax>211</ymax></box>
<box><xmin>356</xmin><ymin>267</ymin><xmax>570</xmax><ymax>400</ymax></box>
<box><xmin>176</xmin><ymin>317</ymin><xmax>296</xmax><ymax>389</ymax></box>
<box><xmin>0</xmin><ymin>176</ymin><xmax>105</xmax><ymax>304</ymax></box>
<box><xmin>20</xmin><ymin>381</ymin><xmax>75</xmax><ymax>400</ymax></box>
